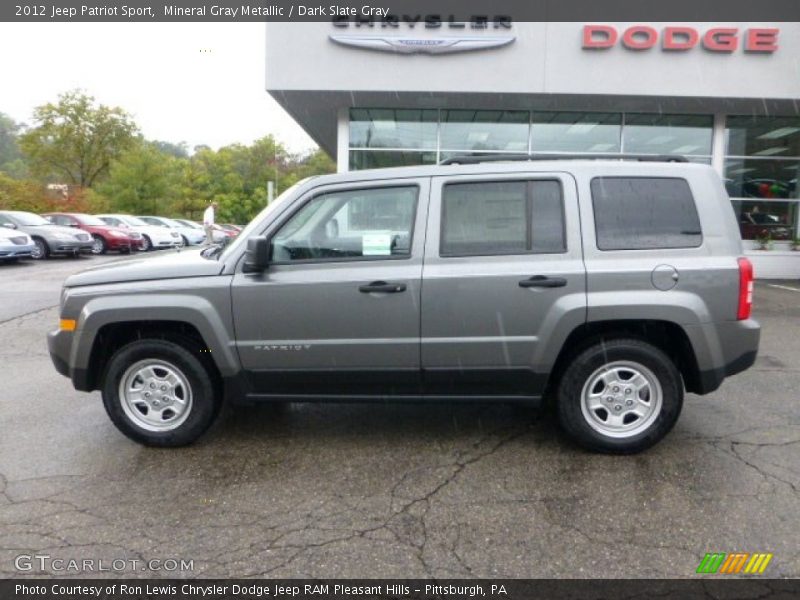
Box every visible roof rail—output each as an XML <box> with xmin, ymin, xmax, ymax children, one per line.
<box><xmin>439</xmin><ymin>153</ymin><xmax>689</xmax><ymax>166</ymax></box>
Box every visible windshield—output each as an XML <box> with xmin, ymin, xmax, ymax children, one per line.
<box><xmin>174</xmin><ymin>219</ymin><xmax>200</xmax><ymax>229</ymax></box>
<box><xmin>7</xmin><ymin>211</ymin><xmax>50</xmax><ymax>226</ymax></box>
<box><xmin>218</xmin><ymin>181</ymin><xmax>304</xmax><ymax>261</ymax></box>
<box><xmin>120</xmin><ymin>216</ymin><xmax>148</xmax><ymax>226</ymax></box>
<box><xmin>74</xmin><ymin>214</ymin><xmax>106</xmax><ymax>226</ymax></box>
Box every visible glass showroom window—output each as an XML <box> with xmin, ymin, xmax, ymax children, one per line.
<box><xmin>531</xmin><ymin>112</ymin><xmax>622</xmax><ymax>154</ymax></box>
<box><xmin>725</xmin><ymin>116</ymin><xmax>800</xmax><ymax>241</ymax></box>
<box><xmin>349</xmin><ymin>109</ymin><xmax>438</xmax><ymax>169</ymax></box>
<box><xmin>622</xmin><ymin>114</ymin><xmax>713</xmax><ymax>162</ymax></box>
<box><xmin>440</xmin><ymin>110</ymin><xmax>529</xmax><ymax>154</ymax></box>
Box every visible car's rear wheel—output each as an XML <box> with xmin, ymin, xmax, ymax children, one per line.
<box><xmin>91</xmin><ymin>235</ymin><xmax>107</xmax><ymax>255</ymax></box>
<box><xmin>31</xmin><ymin>238</ymin><xmax>49</xmax><ymax>260</ymax></box>
<box><xmin>140</xmin><ymin>235</ymin><xmax>152</xmax><ymax>251</ymax></box>
<box><xmin>101</xmin><ymin>339</ymin><xmax>220</xmax><ymax>446</ymax></box>
<box><xmin>557</xmin><ymin>338</ymin><xmax>683</xmax><ymax>454</ymax></box>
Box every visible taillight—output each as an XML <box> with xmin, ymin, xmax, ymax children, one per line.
<box><xmin>737</xmin><ymin>257</ymin><xmax>754</xmax><ymax>320</ymax></box>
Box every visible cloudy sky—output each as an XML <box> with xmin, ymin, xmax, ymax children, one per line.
<box><xmin>0</xmin><ymin>23</ymin><xmax>316</xmax><ymax>152</ymax></box>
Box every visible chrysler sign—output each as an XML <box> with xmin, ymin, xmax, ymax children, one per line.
<box><xmin>583</xmin><ymin>25</ymin><xmax>779</xmax><ymax>53</ymax></box>
<box><xmin>330</xmin><ymin>15</ymin><xmax>515</xmax><ymax>55</ymax></box>
<box><xmin>330</xmin><ymin>35</ymin><xmax>514</xmax><ymax>54</ymax></box>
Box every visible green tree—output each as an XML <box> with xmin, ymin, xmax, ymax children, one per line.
<box><xmin>0</xmin><ymin>172</ymin><xmax>45</xmax><ymax>212</ymax></box>
<box><xmin>0</xmin><ymin>112</ymin><xmax>27</xmax><ymax>177</ymax></box>
<box><xmin>19</xmin><ymin>90</ymin><xmax>138</xmax><ymax>187</ymax></box>
<box><xmin>96</xmin><ymin>141</ymin><xmax>180</xmax><ymax>215</ymax></box>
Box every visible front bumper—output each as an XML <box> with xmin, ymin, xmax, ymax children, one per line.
<box><xmin>51</xmin><ymin>239</ymin><xmax>93</xmax><ymax>254</ymax></box>
<box><xmin>0</xmin><ymin>243</ymin><xmax>35</xmax><ymax>258</ymax></box>
<box><xmin>106</xmin><ymin>237</ymin><xmax>132</xmax><ymax>251</ymax></box>
<box><xmin>48</xmin><ymin>328</ymin><xmax>91</xmax><ymax>391</ymax></box>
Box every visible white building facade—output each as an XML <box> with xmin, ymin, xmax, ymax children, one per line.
<box><xmin>266</xmin><ymin>21</ymin><xmax>800</xmax><ymax>277</ymax></box>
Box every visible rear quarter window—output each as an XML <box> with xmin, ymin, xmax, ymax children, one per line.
<box><xmin>591</xmin><ymin>177</ymin><xmax>702</xmax><ymax>251</ymax></box>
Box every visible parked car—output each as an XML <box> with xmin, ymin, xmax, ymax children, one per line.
<box><xmin>172</xmin><ymin>218</ymin><xmax>227</xmax><ymax>243</ymax></box>
<box><xmin>95</xmin><ymin>214</ymin><xmax>181</xmax><ymax>251</ymax></box>
<box><xmin>211</xmin><ymin>223</ymin><xmax>238</xmax><ymax>240</ymax></box>
<box><xmin>0</xmin><ymin>210</ymin><xmax>93</xmax><ymax>259</ymax></box>
<box><xmin>49</xmin><ymin>156</ymin><xmax>760</xmax><ymax>453</ymax></box>
<box><xmin>44</xmin><ymin>212</ymin><xmax>140</xmax><ymax>255</ymax></box>
<box><xmin>137</xmin><ymin>216</ymin><xmax>205</xmax><ymax>246</ymax></box>
<box><xmin>0</xmin><ymin>227</ymin><xmax>35</xmax><ymax>262</ymax></box>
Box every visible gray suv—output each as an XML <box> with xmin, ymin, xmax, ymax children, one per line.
<box><xmin>47</xmin><ymin>156</ymin><xmax>760</xmax><ymax>453</ymax></box>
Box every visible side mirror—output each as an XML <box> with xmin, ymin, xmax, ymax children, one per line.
<box><xmin>242</xmin><ymin>236</ymin><xmax>270</xmax><ymax>273</ymax></box>
<box><xmin>2</xmin><ymin>222</ymin><xmax>16</xmax><ymax>229</ymax></box>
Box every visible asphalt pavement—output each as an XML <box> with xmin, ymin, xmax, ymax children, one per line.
<box><xmin>0</xmin><ymin>255</ymin><xmax>798</xmax><ymax>578</ymax></box>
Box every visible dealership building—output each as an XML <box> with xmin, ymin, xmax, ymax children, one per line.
<box><xmin>265</xmin><ymin>21</ymin><xmax>800</xmax><ymax>277</ymax></box>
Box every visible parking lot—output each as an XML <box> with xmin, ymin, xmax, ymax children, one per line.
<box><xmin>0</xmin><ymin>253</ymin><xmax>798</xmax><ymax>578</ymax></box>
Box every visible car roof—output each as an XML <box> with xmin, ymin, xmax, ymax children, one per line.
<box><xmin>301</xmin><ymin>160</ymin><xmax>714</xmax><ymax>187</ymax></box>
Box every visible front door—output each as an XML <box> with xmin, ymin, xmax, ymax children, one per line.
<box><xmin>421</xmin><ymin>173</ymin><xmax>586</xmax><ymax>397</ymax></box>
<box><xmin>231</xmin><ymin>179</ymin><xmax>429</xmax><ymax>397</ymax></box>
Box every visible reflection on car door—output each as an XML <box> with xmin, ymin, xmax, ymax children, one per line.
<box><xmin>231</xmin><ymin>178</ymin><xmax>430</xmax><ymax>398</ymax></box>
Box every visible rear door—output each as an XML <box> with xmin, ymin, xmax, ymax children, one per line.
<box><xmin>421</xmin><ymin>172</ymin><xmax>586</xmax><ymax>397</ymax></box>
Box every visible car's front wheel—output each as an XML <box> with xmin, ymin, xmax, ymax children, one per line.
<box><xmin>557</xmin><ymin>338</ymin><xmax>683</xmax><ymax>454</ymax></box>
<box><xmin>31</xmin><ymin>237</ymin><xmax>49</xmax><ymax>260</ymax></box>
<box><xmin>101</xmin><ymin>338</ymin><xmax>220</xmax><ymax>446</ymax></box>
<box><xmin>91</xmin><ymin>235</ymin><xmax>107</xmax><ymax>255</ymax></box>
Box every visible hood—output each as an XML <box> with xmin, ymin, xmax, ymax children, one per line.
<box><xmin>65</xmin><ymin>249</ymin><xmax>224</xmax><ymax>287</ymax></box>
<box><xmin>20</xmin><ymin>224</ymin><xmax>86</xmax><ymax>238</ymax></box>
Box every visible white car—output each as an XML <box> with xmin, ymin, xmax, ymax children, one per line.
<box><xmin>137</xmin><ymin>216</ymin><xmax>206</xmax><ymax>246</ymax></box>
<box><xmin>0</xmin><ymin>227</ymin><xmax>35</xmax><ymax>262</ymax></box>
<box><xmin>96</xmin><ymin>214</ymin><xmax>181</xmax><ymax>251</ymax></box>
<box><xmin>172</xmin><ymin>218</ymin><xmax>227</xmax><ymax>243</ymax></box>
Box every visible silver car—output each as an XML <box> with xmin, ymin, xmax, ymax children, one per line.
<box><xmin>0</xmin><ymin>211</ymin><xmax>93</xmax><ymax>259</ymax></box>
<box><xmin>0</xmin><ymin>227</ymin><xmax>35</xmax><ymax>262</ymax></box>
<box><xmin>48</xmin><ymin>157</ymin><xmax>760</xmax><ymax>453</ymax></box>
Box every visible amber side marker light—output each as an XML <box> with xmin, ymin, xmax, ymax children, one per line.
<box><xmin>59</xmin><ymin>319</ymin><xmax>77</xmax><ymax>331</ymax></box>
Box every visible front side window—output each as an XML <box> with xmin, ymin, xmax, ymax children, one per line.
<box><xmin>271</xmin><ymin>186</ymin><xmax>418</xmax><ymax>262</ymax></box>
<box><xmin>591</xmin><ymin>177</ymin><xmax>702</xmax><ymax>250</ymax></box>
<box><xmin>441</xmin><ymin>180</ymin><xmax>566</xmax><ymax>257</ymax></box>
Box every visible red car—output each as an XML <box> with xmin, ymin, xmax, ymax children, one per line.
<box><xmin>44</xmin><ymin>212</ymin><xmax>143</xmax><ymax>254</ymax></box>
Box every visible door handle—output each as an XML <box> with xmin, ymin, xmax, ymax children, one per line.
<box><xmin>519</xmin><ymin>275</ymin><xmax>567</xmax><ymax>289</ymax></box>
<box><xmin>358</xmin><ymin>281</ymin><xmax>407</xmax><ymax>294</ymax></box>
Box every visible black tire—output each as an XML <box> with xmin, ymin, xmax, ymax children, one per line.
<box><xmin>91</xmin><ymin>234</ymin><xmax>107</xmax><ymax>255</ymax></box>
<box><xmin>140</xmin><ymin>235</ymin><xmax>152</xmax><ymax>251</ymax></box>
<box><xmin>181</xmin><ymin>235</ymin><xmax>189</xmax><ymax>247</ymax></box>
<box><xmin>101</xmin><ymin>338</ymin><xmax>221</xmax><ymax>447</ymax></box>
<box><xmin>556</xmin><ymin>338</ymin><xmax>683</xmax><ymax>454</ymax></box>
<box><xmin>31</xmin><ymin>237</ymin><xmax>49</xmax><ymax>260</ymax></box>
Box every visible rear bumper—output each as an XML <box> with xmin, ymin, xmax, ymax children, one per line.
<box><xmin>693</xmin><ymin>319</ymin><xmax>760</xmax><ymax>394</ymax></box>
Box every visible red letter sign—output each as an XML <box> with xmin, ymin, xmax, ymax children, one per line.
<box><xmin>703</xmin><ymin>28</ymin><xmax>738</xmax><ymax>52</ymax></box>
<box><xmin>663</xmin><ymin>27</ymin><xmax>699</xmax><ymax>50</ymax></box>
<box><xmin>583</xmin><ymin>25</ymin><xmax>617</xmax><ymax>49</ymax></box>
<box><xmin>622</xmin><ymin>26</ymin><xmax>658</xmax><ymax>50</ymax></box>
<box><xmin>745</xmin><ymin>28</ymin><xmax>779</xmax><ymax>52</ymax></box>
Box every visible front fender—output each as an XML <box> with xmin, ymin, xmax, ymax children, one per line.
<box><xmin>72</xmin><ymin>293</ymin><xmax>239</xmax><ymax>378</ymax></box>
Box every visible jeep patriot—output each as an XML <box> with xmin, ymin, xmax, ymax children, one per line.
<box><xmin>48</xmin><ymin>156</ymin><xmax>760</xmax><ymax>453</ymax></box>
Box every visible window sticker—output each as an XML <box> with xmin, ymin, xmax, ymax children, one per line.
<box><xmin>362</xmin><ymin>233</ymin><xmax>393</xmax><ymax>256</ymax></box>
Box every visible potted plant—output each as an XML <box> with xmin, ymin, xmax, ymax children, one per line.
<box><xmin>755</xmin><ymin>231</ymin><xmax>773</xmax><ymax>251</ymax></box>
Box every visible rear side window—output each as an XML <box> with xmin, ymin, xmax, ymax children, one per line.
<box><xmin>591</xmin><ymin>177</ymin><xmax>702</xmax><ymax>250</ymax></box>
<box><xmin>441</xmin><ymin>180</ymin><xmax>565</xmax><ymax>257</ymax></box>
